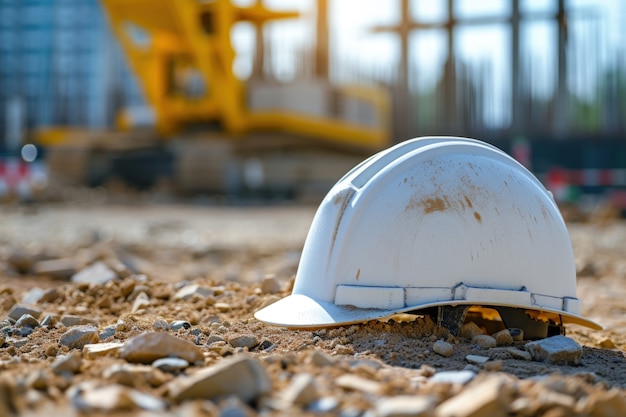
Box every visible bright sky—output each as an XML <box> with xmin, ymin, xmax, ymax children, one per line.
<box><xmin>232</xmin><ymin>0</ymin><xmax>624</xmax><ymax>125</ymax></box>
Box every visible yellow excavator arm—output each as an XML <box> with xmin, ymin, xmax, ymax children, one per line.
<box><xmin>101</xmin><ymin>0</ymin><xmax>390</xmax><ymax>150</ymax></box>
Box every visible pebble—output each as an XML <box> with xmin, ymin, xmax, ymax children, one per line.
<box><xmin>483</xmin><ymin>360</ymin><xmax>504</xmax><ymax>372</ymax></box>
<box><xmin>21</xmin><ymin>288</ymin><xmax>44</xmax><ymax>305</ymax></box>
<box><xmin>466</xmin><ymin>355</ymin><xmax>490</xmax><ymax>365</ymax></box>
<box><xmin>153</xmin><ymin>318</ymin><xmax>169</xmax><ymax>331</ymax></box>
<box><xmin>433</xmin><ymin>340</ymin><xmax>454</xmax><ymax>357</ymax></box>
<box><xmin>52</xmin><ymin>353</ymin><xmax>82</xmax><ymax>375</ymax></box>
<box><xmin>8</xmin><ymin>305</ymin><xmax>42</xmax><ymax>321</ymax></box>
<box><xmin>41</xmin><ymin>288</ymin><xmax>61</xmax><ymax>304</ymax></box>
<box><xmin>59</xmin><ymin>325</ymin><xmax>99</xmax><ymax>350</ymax></box>
<box><xmin>99</xmin><ymin>326</ymin><xmax>116</xmax><ymax>340</ymax></box>
<box><xmin>334</xmin><ymin>344</ymin><xmax>355</xmax><ymax>355</ymax></box>
<box><xmin>220</xmin><ymin>396</ymin><xmax>256</xmax><ymax>417</ymax></box>
<box><xmin>71</xmin><ymin>261</ymin><xmax>118</xmax><ymax>285</ymax></box>
<box><xmin>15</xmin><ymin>314</ymin><xmax>40</xmax><ymax>328</ymax></box>
<box><xmin>71</xmin><ymin>383</ymin><xmax>165</xmax><ymax>412</ymax></box>
<box><xmin>306</xmin><ymin>350</ymin><xmax>335</xmax><ymax>367</ymax></box>
<box><xmin>119</xmin><ymin>331</ymin><xmax>204</xmax><ymax>364</ymax></box>
<box><xmin>459</xmin><ymin>321</ymin><xmax>484</xmax><ymax>339</ymax></box>
<box><xmin>309</xmin><ymin>397</ymin><xmax>339</xmax><ymax>413</ymax></box>
<box><xmin>19</xmin><ymin>326</ymin><xmax>34</xmax><ymax>336</ymax></box>
<box><xmin>7</xmin><ymin>249</ymin><xmax>37</xmax><ymax>273</ymax></box>
<box><xmin>336</xmin><ymin>374</ymin><xmax>383</xmax><ymax>395</ymax></box>
<box><xmin>169</xmin><ymin>320</ymin><xmax>191</xmax><ymax>331</ymax></box>
<box><xmin>167</xmin><ymin>355</ymin><xmax>271</xmax><ymax>403</ymax></box>
<box><xmin>131</xmin><ymin>292</ymin><xmax>150</xmax><ymax>313</ymax></box>
<box><xmin>472</xmin><ymin>335</ymin><xmax>497</xmax><ymax>349</ymax></box>
<box><xmin>281</xmin><ymin>373</ymin><xmax>319</xmax><ymax>406</ymax></box>
<box><xmin>596</xmin><ymin>337</ymin><xmax>617</xmax><ymax>349</ymax></box>
<box><xmin>127</xmin><ymin>285</ymin><xmax>151</xmax><ymax>301</ymax></box>
<box><xmin>492</xmin><ymin>329</ymin><xmax>514</xmax><ymax>346</ymax></box>
<box><xmin>152</xmin><ymin>357</ymin><xmax>189</xmax><ymax>373</ymax></box>
<box><xmin>524</xmin><ymin>335</ymin><xmax>583</xmax><ymax>365</ymax></box>
<box><xmin>215</xmin><ymin>302</ymin><xmax>231</xmax><ymax>312</ymax></box>
<box><xmin>507</xmin><ymin>347</ymin><xmax>532</xmax><ymax>361</ymax></box>
<box><xmin>260</xmin><ymin>276</ymin><xmax>282</xmax><ymax>294</ymax></box>
<box><xmin>60</xmin><ymin>315</ymin><xmax>98</xmax><ymax>327</ymax></box>
<box><xmin>33</xmin><ymin>258</ymin><xmax>77</xmax><ymax>280</ymax></box>
<box><xmin>436</xmin><ymin>375</ymin><xmax>510</xmax><ymax>417</ymax></box>
<box><xmin>40</xmin><ymin>315</ymin><xmax>55</xmax><ymax>327</ymax></box>
<box><xmin>429</xmin><ymin>370</ymin><xmax>476</xmax><ymax>385</ymax></box>
<box><xmin>83</xmin><ymin>342</ymin><xmax>124</xmax><ymax>359</ymax></box>
<box><xmin>580</xmin><ymin>389</ymin><xmax>626</xmax><ymax>416</ymax></box>
<box><xmin>26</xmin><ymin>369</ymin><xmax>49</xmax><ymax>390</ymax></box>
<box><xmin>508</xmin><ymin>328</ymin><xmax>524</xmax><ymax>341</ymax></box>
<box><xmin>173</xmin><ymin>284</ymin><xmax>214</xmax><ymax>301</ymax></box>
<box><xmin>375</xmin><ymin>395</ymin><xmax>435</xmax><ymax>417</ymax></box>
<box><xmin>228</xmin><ymin>334</ymin><xmax>259</xmax><ymax>349</ymax></box>
<box><xmin>103</xmin><ymin>363</ymin><xmax>168</xmax><ymax>387</ymax></box>
<box><xmin>206</xmin><ymin>334</ymin><xmax>226</xmax><ymax>345</ymax></box>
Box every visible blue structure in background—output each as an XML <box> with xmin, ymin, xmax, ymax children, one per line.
<box><xmin>0</xmin><ymin>0</ymin><xmax>143</xmax><ymax>149</ymax></box>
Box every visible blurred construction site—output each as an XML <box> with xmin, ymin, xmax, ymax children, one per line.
<box><xmin>0</xmin><ymin>0</ymin><xmax>625</xmax><ymax>212</ymax></box>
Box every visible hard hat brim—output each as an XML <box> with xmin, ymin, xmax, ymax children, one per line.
<box><xmin>254</xmin><ymin>293</ymin><xmax>603</xmax><ymax>330</ymax></box>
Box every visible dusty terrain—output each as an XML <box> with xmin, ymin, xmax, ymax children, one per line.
<box><xmin>0</xmin><ymin>200</ymin><xmax>625</xmax><ymax>416</ymax></box>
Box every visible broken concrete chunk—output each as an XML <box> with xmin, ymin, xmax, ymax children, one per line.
<box><xmin>119</xmin><ymin>332</ymin><xmax>204</xmax><ymax>364</ymax></box>
<box><xmin>167</xmin><ymin>355</ymin><xmax>271</xmax><ymax>403</ymax></box>
<box><xmin>336</xmin><ymin>374</ymin><xmax>383</xmax><ymax>395</ymax></box>
<box><xmin>84</xmin><ymin>342</ymin><xmax>124</xmax><ymax>359</ymax></box>
<box><xmin>33</xmin><ymin>258</ymin><xmax>77</xmax><ymax>280</ymax></box>
<box><xmin>492</xmin><ymin>329</ymin><xmax>514</xmax><ymax>346</ymax></box>
<box><xmin>375</xmin><ymin>395</ymin><xmax>435</xmax><ymax>417</ymax></box>
<box><xmin>306</xmin><ymin>350</ymin><xmax>335</xmax><ymax>367</ymax></box>
<box><xmin>506</xmin><ymin>347</ymin><xmax>532</xmax><ymax>361</ymax></box>
<box><xmin>173</xmin><ymin>284</ymin><xmax>214</xmax><ymax>301</ymax></box>
<box><xmin>71</xmin><ymin>261</ymin><xmax>118</xmax><ymax>285</ymax></box>
<box><xmin>61</xmin><ymin>315</ymin><xmax>98</xmax><ymax>327</ymax></box>
<box><xmin>524</xmin><ymin>335</ymin><xmax>583</xmax><ymax>365</ymax></box>
<box><xmin>429</xmin><ymin>370</ymin><xmax>476</xmax><ymax>385</ymax></box>
<box><xmin>15</xmin><ymin>314</ymin><xmax>39</xmax><ymax>328</ymax></box>
<box><xmin>21</xmin><ymin>288</ymin><xmax>44</xmax><ymax>305</ymax></box>
<box><xmin>59</xmin><ymin>325</ymin><xmax>99</xmax><ymax>350</ymax></box>
<box><xmin>281</xmin><ymin>373</ymin><xmax>319</xmax><ymax>406</ymax></box>
<box><xmin>8</xmin><ymin>305</ymin><xmax>42</xmax><ymax>321</ymax></box>
<box><xmin>71</xmin><ymin>383</ymin><xmax>165</xmax><ymax>412</ymax></box>
<box><xmin>436</xmin><ymin>376</ymin><xmax>510</xmax><ymax>417</ymax></box>
<box><xmin>465</xmin><ymin>355</ymin><xmax>490</xmax><ymax>365</ymax></box>
<box><xmin>52</xmin><ymin>353</ymin><xmax>83</xmax><ymax>375</ymax></box>
<box><xmin>459</xmin><ymin>321</ymin><xmax>484</xmax><ymax>339</ymax></box>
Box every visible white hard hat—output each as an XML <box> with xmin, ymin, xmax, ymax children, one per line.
<box><xmin>255</xmin><ymin>137</ymin><xmax>602</xmax><ymax>336</ymax></box>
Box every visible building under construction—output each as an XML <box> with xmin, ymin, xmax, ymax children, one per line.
<box><xmin>0</xmin><ymin>0</ymin><xmax>625</xmax><ymax>202</ymax></box>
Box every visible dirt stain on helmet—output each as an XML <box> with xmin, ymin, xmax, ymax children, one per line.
<box><xmin>422</xmin><ymin>197</ymin><xmax>449</xmax><ymax>213</ymax></box>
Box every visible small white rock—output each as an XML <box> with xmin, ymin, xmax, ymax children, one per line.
<box><xmin>375</xmin><ymin>395</ymin><xmax>435</xmax><ymax>417</ymax></box>
<box><xmin>71</xmin><ymin>261</ymin><xmax>118</xmax><ymax>285</ymax></box>
<box><xmin>281</xmin><ymin>373</ymin><xmax>319</xmax><ymax>406</ymax></box>
<box><xmin>432</xmin><ymin>340</ymin><xmax>454</xmax><ymax>357</ymax></box>
<box><xmin>472</xmin><ymin>335</ymin><xmax>497</xmax><ymax>349</ymax></box>
<box><xmin>465</xmin><ymin>355</ymin><xmax>490</xmax><ymax>365</ymax></box>
<box><xmin>429</xmin><ymin>370</ymin><xmax>476</xmax><ymax>385</ymax></box>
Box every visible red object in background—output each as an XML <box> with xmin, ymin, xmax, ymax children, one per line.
<box><xmin>0</xmin><ymin>158</ymin><xmax>31</xmax><ymax>196</ymax></box>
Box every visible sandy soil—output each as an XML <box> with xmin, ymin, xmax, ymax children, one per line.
<box><xmin>0</xmin><ymin>202</ymin><xmax>624</xmax><ymax>416</ymax></box>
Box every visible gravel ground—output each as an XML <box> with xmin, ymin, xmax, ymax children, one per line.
<box><xmin>0</xmin><ymin>202</ymin><xmax>625</xmax><ymax>416</ymax></box>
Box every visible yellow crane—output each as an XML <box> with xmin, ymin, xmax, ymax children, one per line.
<box><xmin>104</xmin><ymin>0</ymin><xmax>389</xmax><ymax>149</ymax></box>
<box><xmin>37</xmin><ymin>0</ymin><xmax>391</xmax><ymax>196</ymax></box>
